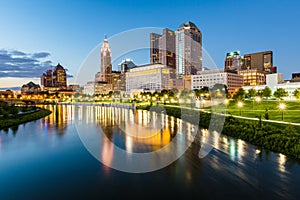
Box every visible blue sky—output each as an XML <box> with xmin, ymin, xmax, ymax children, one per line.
<box><xmin>0</xmin><ymin>0</ymin><xmax>300</xmax><ymax>88</ymax></box>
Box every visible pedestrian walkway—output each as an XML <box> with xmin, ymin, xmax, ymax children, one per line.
<box><xmin>163</xmin><ymin>104</ymin><xmax>300</xmax><ymax>126</ymax></box>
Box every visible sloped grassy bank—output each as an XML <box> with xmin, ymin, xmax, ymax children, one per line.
<box><xmin>0</xmin><ymin>108</ymin><xmax>52</xmax><ymax>130</ymax></box>
<box><xmin>137</xmin><ymin>105</ymin><xmax>300</xmax><ymax>159</ymax></box>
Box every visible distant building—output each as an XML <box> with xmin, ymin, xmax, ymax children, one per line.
<box><xmin>291</xmin><ymin>73</ymin><xmax>300</xmax><ymax>82</ymax></box>
<box><xmin>243</xmin><ymin>73</ymin><xmax>300</xmax><ymax>100</ymax></box>
<box><xmin>83</xmin><ymin>81</ymin><xmax>95</xmax><ymax>96</ymax></box>
<box><xmin>176</xmin><ymin>21</ymin><xmax>202</xmax><ymax>76</ymax></box>
<box><xmin>95</xmin><ymin>36</ymin><xmax>112</xmax><ymax>84</ymax></box>
<box><xmin>224</xmin><ymin>51</ymin><xmax>243</xmax><ymax>72</ymax></box>
<box><xmin>67</xmin><ymin>85</ymin><xmax>81</xmax><ymax>93</ymax></box>
<box><xmin>52</xmin><ymin>64</ymin><xmax>67</xmax><ymax>89</ymax></box>
<box><xmin>150</xmin><ymin>28</ymin><xmax>176</xmax><ymax>70</ymax></box>
<box><xmin>41</xmin><ymin>63</ymin><xmax>67</xmax><ymax>90</ymax></box>
<box><xmin>83</xmin><ymin>81</ymin><xmax>113</xmax><ymax>96</ymax></box>
<box><xmin>21</xmin><ymin>81</ymin><xmax>41</xmax><ymax>94</ymax></box>
<box><xmin>111</xmin><ymin>71</ymin><xmax>122</xmax><ymax>91</ymax></box>
<box><xmin>126</xmin><ymin>64</ymin><xmax>170</xmax><ymax>93</ymax></box>
<box><xmin>191</xmin><ymin>69</ymin><xmax>243</xmax><ymax>94</ymax></box>
<box><xmin>242</xmin><ymin>50</ymin><xmax>275</xmax><ymax>73</ymax></box>
<box><xmin>94</xmin><ymin>81</ymin><xmax>112</xmax><ymax>95</ymax></box>
<box><xmin>0</xmin><ymin>90</ymin><xmax>14</xmax><ymax>98</ymax></box>
<box><xmin>118</xmin><ymin>59</ymin><xmax>136</xmax><ymax>72</ymax></box>
<box><xmin>150</xmin><ymin>33</ymin><xmax>161</xmax><ymax>64</ymax></box>
<box><xmin>238</xmin><ymin>69</ymin><xmax>266</xmax><ymax>86</ymax></box>
<box><xmin>170</xmin><ymin>78</ymin><xmax>184</xmax><ymax>91</ymax></box>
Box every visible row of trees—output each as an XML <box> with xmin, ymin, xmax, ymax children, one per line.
<box><xmin>233</xmin><ymin>87</ymin><xmax>300</xmax><ymax>101</ymax></box>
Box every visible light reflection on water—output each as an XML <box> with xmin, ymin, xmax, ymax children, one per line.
<box><xmin>0</xmin><ymin>105</ymin><xmax>300</xmax><ymax>199</ymax></box>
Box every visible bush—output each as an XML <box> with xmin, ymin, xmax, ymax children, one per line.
<box><xmin>138</xmin><ymin>105</ymin><xmax>300</xmax><ymax>159</ymax></box>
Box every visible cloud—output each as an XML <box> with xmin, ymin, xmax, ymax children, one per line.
<box><xmin>32</xmin><ymin>52</ymin><xmax>51</xmax><ymax>59</ymax></box>
<box><xmin>0</xmin><ymin>49</ymin><xmax>71</xmax><ymax>79</ymax></box>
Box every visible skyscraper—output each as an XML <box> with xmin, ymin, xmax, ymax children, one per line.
<box><xmin>150</xmin><ymin>33</ymin><xmax>161</xmax><ymax>64</ymax></box>
<box><xmin>96</xmin><ymin>36</ymin><xmax>112</xmax><ymax>83</ymax></box>
<box><xmin>150</xmin><ymin>28</ymin><xmax>176</xmax><ymax>70</ymax></box>
<box><xmin>242</xmin><ymin>50</ymin><xmax>274</xmax><ymax>73</ymax></box>
<box><xmin>224</xmin><ymin>51</ymin><xmax>243</xmax><ymax>72</ymax></box>
<box><xmin>53</xmin><ymin>63</ymin><xmax>67</xmax><ymax>89</ymax></box>
<box><xmin>41</xmin><ymin>63</ymin><xmax>67</xmax><ymax>90</ymax></box>
<box><xmin>176</xmin><ymin>21</ymin><xmax>202</xmax><ymax>76</ymax></box>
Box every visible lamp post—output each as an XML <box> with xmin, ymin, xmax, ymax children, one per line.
<box><xmin>237</xmin><ymin>101</ymin><xmax>243</xmax><ymax>116</ymax></box>
<box><xmin>278</xmin><ymin>103</ymin><xmax>286</xmax><ymax>121</ymax></box>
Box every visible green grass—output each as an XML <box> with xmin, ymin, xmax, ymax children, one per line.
<box><xmin>0</xmin><ymin>108</ymin><xmax>52</xmax><ymax>130</ymax></box>
<box><xmin>138</xmin><ymin>105</ymin><xmax>300</xmax><ymax>159</ymax></box>
<box><xmin>220</xmin><ymin>100</ymin><xmax>300</xmax><ymax>123</ymax></box>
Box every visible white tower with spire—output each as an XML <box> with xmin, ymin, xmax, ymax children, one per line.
<box><xmin>95</xmin><ymin>35</ymin><xmax>112</xmax><ymax>83</ymax></box>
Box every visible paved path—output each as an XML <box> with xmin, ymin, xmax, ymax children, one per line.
<box><xmin>163</xmin><ymin>104</ymin><xmax>300</xmax><ymax>126</ymax></box>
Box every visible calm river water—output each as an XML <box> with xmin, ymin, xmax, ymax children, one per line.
<box><xmin>0</xmin><ymin>105</ymin><xmax>300</xmax><ymax>199</ymax></box>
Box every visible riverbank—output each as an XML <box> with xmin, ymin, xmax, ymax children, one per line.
<box><xmin>0</xmin><ymin>108</ymin><xmax>52</xmax><ymax>130</ymax></box>
<box><xmin>137</xmin><ymin>105</ymin><xmax>300</xmax><ymax>159</ymax></box>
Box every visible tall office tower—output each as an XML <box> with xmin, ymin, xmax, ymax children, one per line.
<box><xmin>176</xmin><ymin>21</ymin><xmax>202</xmax><ymax>76</ymax></box>
<box><xmin>243</xmin><ymin>50</ymin><xmax>274</xmax><ymax>73</ymax></box>
<box><xmin>96</xmin><ymin>36</ymin><xmax>112</xmax><ymax>83</ymax></box>
<box><xmin>150</xmin><ymin>33</ymin><xmax>161</xmax><ymax>64</ymax></box>
<box><xmin>53</xmin><ymin>63</ymin><xmax>67</xmax><ymax>89</ymax></box>
<box><xmin>41</xmin><ymin>63</ymin><xmax>67</xmax><ymax>89</ymax></box>
<box><xmin>160</xmin><ymin>28</ymin><xmax>176</xmax><ymax>70</ymax></box>
<box><xmin>150</xmin><ymin>28</ymin><xmax>176</xmax><ymax>70</ymax></box>
<box><xmin>41</xmin><ymin>69</ymin><xmax>53</xmax><ymax>87</ymax></box>
<box><xmin>224</xmin><ymin>51</ymin><xmax>243</xmax><ymax>72</ymax></box>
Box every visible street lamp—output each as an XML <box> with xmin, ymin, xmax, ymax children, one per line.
<box><xmin>278</xmin><ymin>103</ymin><xmax>286</xmax><ymax>121</ymax></box>
<box><xmin>237</xmin><ymin>101</ymin><xmax>243</xmax><ymax>116</ymax></box>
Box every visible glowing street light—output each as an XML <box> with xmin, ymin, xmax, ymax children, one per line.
<box><xmin>237</xmin><ymin>101</ymin><xmax>243</xmax><ymax>115</ymax></box>
<box><xmin>255</xmin><ymin>96</ymin><xmax>261</xmax><ymax>102</ymax></box>
<box><xmin>253</xmin><ymin>96</ymin><xmax>261</xmax><ymax>110</ymax></box>
<box><xmin>224</xmin><ymin>99</ymin><xmax>229</xmax><ymax>105</ymax></box>
<box><xmin>278</xmin><ymin>103</ymin><xmax>286</xmax><ymax>121</ymax></box>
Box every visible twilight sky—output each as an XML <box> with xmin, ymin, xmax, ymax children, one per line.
<box><xmin>0</xmin><ymin>0</ymin><xmax>300</xmax><ymax>88</ymax></box>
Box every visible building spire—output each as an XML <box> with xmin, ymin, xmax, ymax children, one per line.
<box><xmin>104</xmin><ymin>34</ymin><xmax>107</xmax><ymax>40</ymax></box>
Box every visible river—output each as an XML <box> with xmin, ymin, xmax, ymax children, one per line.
<box><xmin>0</xmin><ymin>105</ymin><xmax>300</xmax><ymax>199</ymax></box>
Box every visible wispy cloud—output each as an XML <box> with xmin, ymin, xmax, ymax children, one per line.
<box><xmin>0</xmin><ymin>49</ymin><xmax>72</xmax><ymax>78</ymax></box>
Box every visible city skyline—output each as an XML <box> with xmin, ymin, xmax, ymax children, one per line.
<box><xmin>1</xmin><ymin>0</ymin><xmax>300</xmax><ymax>88</ymax></box>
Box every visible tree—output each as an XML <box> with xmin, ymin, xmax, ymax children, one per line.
<box><xmin>211</xmin><ymin>84</ymin><xmax>228</xmax><ymax>98</ymax></box>
<box><xmin>179</xmin><ymin>89</ymin><xmax>190</xmax><ymax>98</ymax></box>
<box><xmin>247</xmin><ymin>88</ymin><xmax>257</xmax><ymax>99</ymax></box>
<box><xmin>273</xmin><ymin>88</ymin><xmax>288</xmax><ymax>100</ymax></box>
<box><xmin>262</xmin><ymin>86</ymin><xmax>272</xmax><ymax>99</ymax></box>
<box><xmin>233</xmin><ymin>88</ymin><xmax>246</xmax><ymax>101</ymax></box>
<box><xmin>293</xmin><ymin>88</ymin><xmax>300</xmax><ymax>101</ymax></box>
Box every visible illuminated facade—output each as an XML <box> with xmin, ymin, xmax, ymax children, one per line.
<box><xmin>238</xmin><ymin>69</ymin><xmax>266</xmax><ymax>86</ymax></box>
<box><xmin>176</xmin><ymin>21</ymin><xmax>202</xmax><ymax>76</ymax></box>
<box><xmin>224</xmin><ymin>51</ymin><xmax>243</xmax><ymax>72</ymax></box>
<box><xmin>242</xmin><ymin>51</ymin><xmax>275</xmax><ymax>73</ymax></box>
<box><xmin>150</xmin><ymin>28</ymin><xmax>176</xmax><ymax>71</ymax></box>
<box><xmin>191</xmin><ymin>69</ymin><xmax>243</xmax><ymax>93</ymax></box>
<box><xmin>118</xmin><ymin>59</ymin><xmax>136</xmax><ymax>72</ymax></box>
<box><xmin>96</xmin><ymin>36</ymin><xmax>112</xmax><ymax>83</ymax></box>
<box><xmin>41</xmin><ymin>63</ymin><xmax>67</xmax><ymax>90</ymax></box>
<box><xmin>126</xmin><ymin>64</ymin><xmax>170</xmax><ymax>93</ymax></box>
<box><xmin>21</xmin><ymin>81</ymin><xmax>41</xmax><ymax>94</ymax></box>
<box><xmin>243</xmin><ymin>73</ymin><xmax>300</xmax><ymax>100</ymax></box>
<box><xmin>170</xmin><ymin>78</ymin><xmax>184</xmax><ymax>91</ymax></box>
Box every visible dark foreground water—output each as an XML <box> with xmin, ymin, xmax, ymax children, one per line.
<box><xmin>0</xmin><ymin>105</ymin><xmax>300</xmax><ymax>200</ymax></box>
